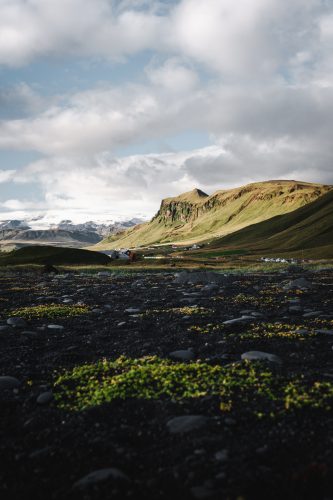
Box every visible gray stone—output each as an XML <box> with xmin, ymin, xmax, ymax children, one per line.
<box><xmin>169</xmin><ymin>349</ymin><xmax>195</xmax><ymax>361</ymax></box>
<box><xmin>214</xmin><ymin>449</ymin><xmax>229</xmax><ymax>462</ymax></box>
<box><xmin>73</xmin><ymin>468</ymin><xmax>129</xmax><ymax>489</ymax></box>
<box><xmin>223</xmin><ymin>315</ymin><xmax>254</xmax><ymax>326</ymax></box>
<box><xmin>7</xmin><ymin>317</ymin><xmax>27</xmax><ymax>328</ymax></box>
<box><xmin>285</xmin><ymin>277</ymin><xmax>312</xmax><ymax>290</ymax></box>
<box><xmin>167</xmin><ymin>415</ymin><xmax>209</xmax><ymax>434</ymax></box>
<box><xmin>175</xmin><ymin>271</ymin><xmax>230</xmax><ymax>285</ymax></box>
<box><xmin>125</xmin><ymin>308</ymin><xmax>141</xmax><ymax>313</ymax></box>
<box><xmin>47</xmin><ymin>324</ymin><xmax>64</xmax><ymax>330</ymax></box>
<box><xmin>0</xmin><ymin>376</ymin><xmax>20</xmax><ymax>390</ymax></box>
<box><xmin>303</xmin><ymin>311</ymin><xmax>322</xmax><ymax>318</ymax></box>
<box><xmin>315</xmin><ymin>329</ymin><xmax>333</xmax><ymax>336</ymax></box>
<box><xmin>0</xmin><ymin>325</ymin><xmax>9</xmax><ymax>332</ymax></box>
<box><xmin>241</xmin><ymin>351</ymin><xmax>282</xmax><ymax>364</ymax></box>
<box><xmin>37</xmin><ymin>391</ymin><xmax>53</xmax><ymax>405</ymax></box>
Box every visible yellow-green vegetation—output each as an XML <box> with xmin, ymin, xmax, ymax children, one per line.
<box><xmin>239</xmin><ymin>323</ymin><xmax>316</xmax><ymax>340</ymax></box>
<box><xmin>53</xmin><ymin>356</ymin><xmax>333</xmax><ymax>415</ymax></box>
<box><xmin>187</xmin><ymin>324</ymin><xmax>223</xmax><ymax>334</ymax></box>
<box><xmin>54</xmin><ymin>356</ymin><xmax>276</xmax><ymax>411</ymax></box>
<box><xmin>210</xmin><ymin>189</ymin><xmax>333</xmax><ymax>258</ymax></box>
<box><xmin>144</xmin><ymin>306</ymin><xmax>212</xmax><ymax>316</ymax></box>
<box><xmin>9</xmin><ymin>304</ymin><xmax>89</xmax><ymax>319</ymax></box>
<box><xmin>284</xmin><ymin>381</ymin><xmax>333</xmax><ymax>411</ymax></box>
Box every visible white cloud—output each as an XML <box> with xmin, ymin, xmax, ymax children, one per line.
<box><xmin>0</xmin><ymin>0</ymin><xmax>333</xmax><ymax>222</ymax></box>
<box><xmin>0</xmin><ymin>169</ymin><xmax>16</xmax><ymax>182</ymax></box>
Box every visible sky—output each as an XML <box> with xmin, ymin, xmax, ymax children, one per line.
<box><xmin>0</xmin><ymin>0</ymin><xmax>333</xmax><ymax>224</ymax></box>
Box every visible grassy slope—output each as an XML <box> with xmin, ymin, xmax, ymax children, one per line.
<box><xmin>96</xmin><ymin>180</ymin><xmax>332</xmax><ymax>249</ymax></box>
<box><xmin>0</xmin><ymin>245</ymin><xmax>111</xmax><ymax>266</ymax></box>
<box><xmin>208</xmin><ymin>190</ymin><xmax>333</xmax><ymax>257</ymax></box>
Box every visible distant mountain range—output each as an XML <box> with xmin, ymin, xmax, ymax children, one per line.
<box><xmin>0</xmin><ymin>218</ymin><xmax>144</xmax><ymax>249</ymax></box>
<box><xmin>96</xmin><ymin>180</ymin><xmax>332</xmax><ymax>249</ymax></box>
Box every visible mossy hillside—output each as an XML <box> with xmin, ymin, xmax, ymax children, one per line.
<box><xmin>97</xmin><ymin>181</ymin><xmax>331</xmax><ymax>249</ymax></box>
<box><xmin>53</xmin><ymin>356</ymin><xmax>333</xmax><ymax>414</ymax></box>
<box><xmin>0</xmin><ymin>245</ymin><xmax>111</xmax><ymax>266</ymax></box>
<box><xmin>9</xmin><ymin>304</ymin><xmax>89</xmax><ymax>319</ymax></box>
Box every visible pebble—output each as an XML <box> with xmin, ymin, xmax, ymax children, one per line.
<box><xmin>0</xmin><ymin>376</ymin><xmax>21</xmax><ymax>390</ymax></box>
<box><xmin>167</xmin><ymin>415</ymin><xmax>209</xmax><ymax>434</ymax></box>
<box><xmin>223</xmin><ymin>315</ymin><xmax>254</xmax><ymax>326</ymax></box>
<box><xmin>214</xmin><ymin>449</ymin><xmax>229</xmax><ymax>462</ymax></box>
<box><xmin>7</xmin><ymin>317</ymin><xmax>28</xmax><ymax>328</ymax></box>
<box><xmin>285</xmin><ymin>277</ymin><xmax>312</xmax><ymax>290</ymax></box>
<box><xmin>73</xmin><ymin>468</ymin><xmax>129</xmax><ymax>489</ymax></box>
<box><xmin>47</xmin><ymin>324</ymin><xmax>64</xmax><ymax>330</ymax></box>
<box><xmin>303</xmin><ymin>311</ymin><xmax>322</xmax><ymax>318</ymax></box>
<box><xmin>125</xmin><ymin>308</ymin><xmax>141</xmax><ymax>313</ymax></box>
<box><xmin>37</xmin><ymin>391</ymin><xmax>53</xmax><ymax>405</ymax></box>
<box><xmin>169</xmin><ymin>349</ymin><xmax>195</xmax><ymax>361</ymax></box>
<box><xmin>315</xmin><ymin>329</ymin><xmax>333</xmax><ymax>336</ymax></box>
<box><xmin>241</xmin><ymin>351</ymin><xmax>282</xmax><ymax>364</ymax></box>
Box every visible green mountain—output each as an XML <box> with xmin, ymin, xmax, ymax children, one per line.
<box><xmin>209</xmin><ymin>189</ymin><xmax>333</xmax><ymax>257</ymax></box>
<box><xmin>96</xmin><ymin>180</ymin><xmax>332</xmax><ymax>249</ymax></box>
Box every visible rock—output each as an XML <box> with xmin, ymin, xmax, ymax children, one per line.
<box><xmin>175</xmin><ymin>271</ymin><xmax>230</xmax><ymax>285</ymax></box>
<box><xmin>303</xmin><ymin>311</ymin><xmax>322</xmax><ymax>318</ymax></box>
<box><xmin>223</xmin><ymin>315</ymin><xmax>254</xmax><ymax>326</ymax></box>
<box><xmin>0</xmin><ymin>376</ymin><xmax>20</xmax><ymax>390</ymax></box>
<box><xmin>289</xmin><ymin>306</ymin><xmax>303</xmax><ymax>313</ymax></box>
<box><xmin>37</xmin><ymin>391</ymin><xmax>53</xmax><ymax>405</ymax></box>
<box><xmin>0</xmin><ymin>325</ymin><xmax>9</xmax><ymax>332</ymax></box>
<box><xmin>285</xmin><ymin>277</ymin><xmax>312</xmax><ymax>290</ymax></box>
<box><xmin>7</xmin><ymin>317</ymin><xmax>27</xmax><ymax>328</ymax></box>
<box><xmin>97</xmin><ymin>272</ymin><xmax>111</xmax><ymax>277</ymax></box>
<box><xmin>62</xmin><ymin>299</ymin><xmax>73</xmax><ymax>304</ymax></box>
<box><xmin>73</xmin><ymin>468</ymin><xmax>129</xmax><ymax>489</ymax></box>
<box><xmin>214</xmin><ymin>449</ymin><xmax>229</xmax><ymax>462</ymax></box>
<box><xmin>241</xmin><ymin>351</ymin><xmax>282</xmax><ymax>364</ymax></box>
<box><xmin>167</xmin><ymin>415</ymin><xmax>209</xmax><ymax>434</ymax></box>
<box><xmin>315</xmin><ymin>329</ymin><xmax>333</xmax><ymax>336</ymax></box>
<box><xmin>125</xmin><ymin>308</ymin><xmax>141</xmax><ymax>314</ymax></box>
<box><xmin>169</xmin><ymin>349</ymin><xmax>195</xmax><ymax>361</ymax></box>
<box><xmin>47</xmin><ymin>324</ymin><xmax>64</xmax><ymax>330</ymax></box>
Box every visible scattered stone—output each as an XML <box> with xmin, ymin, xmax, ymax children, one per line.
<box><xmin>125</xmin><ymin>308</ymin><xmax>141</xmax><ymax>314</ymax></box>
<box><xmin>167</xmin><ymin>415</ymin><xmax>209</xmax><ymax>434</ymax></box>
<box><xmin>37</xmin><ymin>391</ymin><xmax>53</xmax><ymax>405</ymax></box>
<box><xmin>73</xmin><ymin>468</ymin><xmax>129</xmax><ymax>489</ymax></box>
<box><xmin>0</xmin><ymin>325</ymin><xmax>9</xmax><ymax>332</ymax></box>
<box><xmin>214</xmin><ymin>449</ymin><xmax>229</xmax><ymax>462</ymax></box>
<box><xmin>97</xmin><ymin>272</ymin><xmax>111</xmax><ymax>277</ymax></box>
<box><xmin>223</xmin><ymin>315</ymin><xmax>254</xmax><ymax>326</ymax></box>
<box><xmin>7</xmin><ymin>317</ymin><xmax>27</xmax><ymax>328</ymax></box>
<box><xmin>241</xmin><ymin>351</ymin><xmax>282</xmax><ymax>364</ymax></box>
<box><xmin>315</xmin><ymin>329</ymin><xmax>333</xmax><ymax>336</ymax></box>
<box><xmin>169</xmin><ymin>349</ymin><xmax>195</xmax><ymax>361</ymax></box>
<box><xmin>285</xmin><ymin>277</ymin><xmax>312</xmax><ymax>290</ymax></box>
<box><xmin>0</xmin><ymin>376</ymin><xmax>20</xmax><ymax>390</ymax></box>
<box><xmin>303</xmin><ymin>311</ymin><xmax>322</xmax><ymax>318</ymax></box>
<box><xmin>47</xmin><ymin>324</ymin><xmax>64</xmax><ymax>330</ymax></box>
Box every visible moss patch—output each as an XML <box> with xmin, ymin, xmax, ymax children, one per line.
<box><xmin>9</xmin><ymin>304</ymin><xmax>89</xmax><ymax>319</ymax></box>
<box><xmin>53</xmin><ymin>356</ymin><xmax>333</xmax><ymax>414</ymax></box>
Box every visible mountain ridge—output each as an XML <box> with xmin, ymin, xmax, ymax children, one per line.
<box><xmin>96</xmin><ymin>180</ymin><xmax>332</xmax><ymax>249</ymax></box>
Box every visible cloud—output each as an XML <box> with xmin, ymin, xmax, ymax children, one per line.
<box><xmin>0</xmin><ymin>0</ymin><xmax>333</xmax><ymax>222</ymax></box>
<box><xmin>0</xmin><ymin>169</ymin><xmax>16</xmax><ymax>182</ymax></box>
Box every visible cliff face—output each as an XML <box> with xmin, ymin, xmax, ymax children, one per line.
<box><xmin>97</xmin><ymin>180</ymin><xmax>332</xmax><ymax>249</ymax></box>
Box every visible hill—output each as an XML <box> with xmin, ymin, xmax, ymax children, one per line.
<box><xmin>0</xmin><ymin>246</ymin><xmax>111</xmax><ymax>266</ymax></box>
<box><xmin>96</xmin><ymin>180</ymin><xmax>332</xmax><ymax>249</ymax></box>
<box><xmin>208</xmin><ymin>189</ymin><xmax>333</xmax><ymax>257</ymax></box>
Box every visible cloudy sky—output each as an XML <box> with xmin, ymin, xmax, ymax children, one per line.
<box><xmin>0</xmin><ymin>0</ymin><xmax>333</xmax><ymax>224</ymax></box>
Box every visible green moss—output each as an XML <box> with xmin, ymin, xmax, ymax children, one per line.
<box><xmin>54</xmin><ymin>356</ymin><xmax>277</xmax><ymax>411</ymax></box>
<box><xmin>53</xmin><ymin>356</ymin><xmax>333</xmax><ymax>415</ymax></box>
<box><xmin>10</xmin><ymin>304</ymin><xmax>89</xmax><ymax>319</ymax></box>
